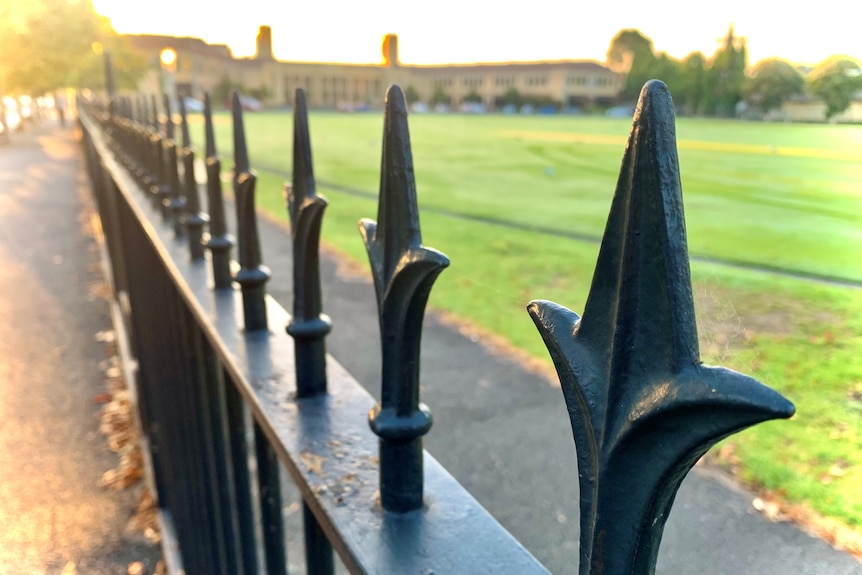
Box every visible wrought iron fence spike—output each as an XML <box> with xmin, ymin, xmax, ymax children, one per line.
<box><xmin>286</xmin><ymin>88</ymin><xmax>331</xmax><ymax>397</ymax></box>
<box><xmin>163</xmin><ymin>93</ymin><xmax>175</xmax><ymax>140</ymax></box>
<box><xmin>231</xmin><ymin>91</ymin><xmax>269</xmax><ymax>331</ymax></box>
<box><xmin>204</xmin><ymin>93</ymin><xmax>217</xmax><ymax>158</ymax></box>
<box><xmin>202</xmin><ymin>92</ymin><xmax>234</xmax><ymax>289</ymax></box>
<box><xmin>232</xmin><ymin>92</ymin><xmax>250</xmax><ymax>174</ymax></box>
<box><xmin>162</xmin><ymin>94</ymin><xmax>184</xmax><ymax>234</ymax></box>
<box><xmin>526</xmin><ymin>80</ymin><xmax>795</xmax><ymax>575</ymax></box>
<box><xmin>179</xmin><ymin>96</ymin><xmax>192</xmax><ymax>149</ymax></box>
<box><xmin>359</xmin><ymin>84</ymin><xmax>449</xmax><ymax>513</ymax></box>
<box><xmin>179</xmin><ymin>96</ymin><xmax>207</xmax><ymax>261</ymax></box>
<box><xmin>150</xmin><ymin>94</ymin><xmax>159</xmax><ymax>131</ymax></box>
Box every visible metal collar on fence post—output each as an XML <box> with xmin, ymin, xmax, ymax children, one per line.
<box><xmin>285</xmin><ymin>88</ymin><xmax>331</xmax><ymax>398</ymax></box>
<box><xmin>527</xmin><ymin>80</ymin><xmax>795</xmax><ymax>575</ymax></box>
<box><xmin>360</xmin><ymin>85</ymin><xmax>450</xmax><ymax>513</ymax></box>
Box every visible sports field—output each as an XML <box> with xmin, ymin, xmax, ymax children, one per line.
<box><xmin>195</xmin><ymin>111</ymin><xmax>862</xmax><ymax>539</ymax></box>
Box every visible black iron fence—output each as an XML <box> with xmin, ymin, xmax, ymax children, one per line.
<box><xmin>78</xmin><ymin>76</ymin><xmax>794</xmax><ymax>575</ymax></box>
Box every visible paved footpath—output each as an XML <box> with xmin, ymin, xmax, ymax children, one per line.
<box><xmin>228</xmin><ymin>183</ymin><xmax>862</xmax><ymax>573</ymax></box>
<box><xmin>0</xmin><ymin>122</ymin><xmax>159</xmax><ymax>574</ymax></box>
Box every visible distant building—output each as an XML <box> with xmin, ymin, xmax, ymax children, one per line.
<box><xmin>126</xmin><ymin>28</ymin><xmax>623</xmax><ymax>110</ymax></box>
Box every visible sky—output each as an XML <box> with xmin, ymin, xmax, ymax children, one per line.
<box><xmin>91</xmin><ymin>0</ymin><xmax>859</xmax><ymax>68</ymax></box>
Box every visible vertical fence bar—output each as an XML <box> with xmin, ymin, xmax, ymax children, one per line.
<box><xmin>230</xmin><ymin>91</ymin><xmax>287</xmax><ymax>575</ymax></box>
<box><xmin>224</xmin><ymin>376</ymin><xmax>260</xmax><ymax>575</ymax></box>
<box><xmin>285</xmin><ymin>88</ymin><xmax>335</xmax><ymax>574</ymax></box>
<box><xmin>200</xmin><ymin>340</ymin><xmax>244</xmax><ymax>575</ymax></box>
<box><xmin>254</xmin><ymin>421</ymin><xmax>287</xmax><ymax>575</ymax></box>
<box><xmin>359</xmin><ymin>85</ymin><xmax>450</xmax><ymax>513</ymax></box>
<box><xmin>179</xmin><ymin>305</ymin><xmax>229</xmax><ymax>573</ymax></box>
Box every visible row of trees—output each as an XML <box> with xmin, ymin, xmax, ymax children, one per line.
<box><xmin>0</xmin><ymin>0</ymin><xmax>145</xmax><ymax>95</ymax></box>
<box><xmin>608</xmin><ymin>27</ymin><xmax>862</xmax><ymax>119</ymax></box>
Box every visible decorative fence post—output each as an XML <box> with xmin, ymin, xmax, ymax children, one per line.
<box><xmin>202</xmin><ymin>93</ymin><xmax>234</xmax><ymax>289</ymax></box>
<box><xmin>178</xmin><ymin>98</ymin><xmax>208</xmax><ymax>261</ymax></box>
<box><xmin>286</xmin><ymin>88</ymin><xmax>331</xmax><ymax>398</ymax></box>
<box><xmin>230</xmin><ymin>91</ymin><xmax>287</xmax><ymax>575</ymax></box>
<box><xmin>232</xmin><ymin>91</ymin><xmax>270</xmax><ymax>332</ymax></box>
<box><xmin>526</xmin><ymin>80</ymin><xmax>795</xmax><ymax>575</ymax></box>
<box><xmin>360</xmin><ymin>85</ymin><xmax>450</xmax><ymax>513</ymax></box>
<box><xmin>285</xmin><ymin>87</ymin><xmax>336</xmax><ymax>575</ymax></box>
<box><xmin>162</xmin><ymin>95</ymin><xmax>185</xmax><ymax>237</ymax></box>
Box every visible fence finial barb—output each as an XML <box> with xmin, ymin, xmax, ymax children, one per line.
<box><xmin>161</xmin><ymin>94</ymin><xmax>184</xmax><ymax>231</ymax></box>
<box><xmin>163</xmin><ymin>93</ymin><xmax>175</xmax><ymax>140</ymax></box>
<box><xmin>232</xmin><ymin>92</ymin><xmax>250</xmax><ymax>174</ymax></box>
<box><xmin>204</xmin><ymin>92</ymin><xmax>217</xmax><ymax>158</ymax></box>
<box><xmin>179</xmin><ymin>96</ymin><xmax>192</xmax><ymax>149</ymax></box>
<box><xmin>202</xmin><ymin>92</ymin><xmax>234</xmax><ymax>288</ymax></box>
<box><xmin>231</xmin><ymin>90</ymin><xmax>269</xmax><ymax>331</ymax></box>
<box><xmin>527</xmin><ymin>80</ymin><xmax>795</xmax><ymax>575</ymax></box>
<box><xmin>179</xmin><ymin>96</ymin><xmax>207</xmax><ymax>260</ymax></box>
<box><xmin>359</xmin><ymin>84</ymin><xmax>450</xmax><ymax>513</ymax></box>
<box><xmin>286</xmin><ymin>88</ymin><xmax>331</xmax><ymax>397</ymax></box>
<box><xmin>149</xmin><ymin>94</ymin><xmax>159</xmax><ymax>130</ymax></box>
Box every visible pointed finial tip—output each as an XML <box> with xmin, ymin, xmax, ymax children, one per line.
<box><xmin>295</xmin><ymin>87</ymin><xmax>306</xmax><ymax>108</ymax></box>
<box><xmin>384</xmin><ymin>84</ymin><xmax>407</xmax><ymax>114</ymax></box>
<box><xmin>204</xmin><ymin>92</ymin><xmax>211</xmax><ymax>107</ymax></box>
<box><xmin>635</xmin><ymin>80</ymin><xmax>675</xmax><ymax>116</ymax></box>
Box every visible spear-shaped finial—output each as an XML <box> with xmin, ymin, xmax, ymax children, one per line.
<box><xmin>527</xmin><ymin>81</ymin><xmax>795</xmax><ymax>575</ymax></box>
<box><xmin>202</xmin><ymin>92</ymin><xmax>234</xmax><ymax>288</ymax></box>
<box><xmin>162</xmin><ymin>94</ymin><xmax>185</xmax><ymax>235</ymax></box>
<box><xmin>359</xmin><ymin>85</ymin><xmax>450</xmax><ymax>513</ymax></box>
<box><xmin>147</xmin><ymin>96</ymin><xmax>166</xmax><ymax>210</ymax></box>
<box><xmin>149</xmin><ymin>94</ymin><xmax>159</xmax><ymax>131</ymax></box>
<box><xmin>285</xmin><ymin>88</ymin><xmax>332</xmax><ymax>398</ymax></box>
<box><xmin>179</xmin><ymin>97</ymin><xmax>208</xmax><ymax>260</ymax></box>
<box><xmin>231</xmin><ymin>91</ymin><xmax>270</xmax><ymax>331</ymax></box>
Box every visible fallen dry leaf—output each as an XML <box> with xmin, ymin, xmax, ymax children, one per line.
<box><xmin>300</xmin><ymin>451</ymin><xmax>327</xmax><ymax>475</ymax></box>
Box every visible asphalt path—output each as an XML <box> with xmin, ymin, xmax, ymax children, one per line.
<box><xmin>0</xmin><ymin>123</ymin><xmax>159</xmax><ymax>573</ymax></box>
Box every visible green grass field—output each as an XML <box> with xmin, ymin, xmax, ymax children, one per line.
<box><xmin>192</xmin><ymin>111</ymin><xmax>862</xmax><ymax>533</ymax></box>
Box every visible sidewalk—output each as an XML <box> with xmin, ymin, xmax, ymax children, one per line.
<box><xmin>232</xmin><ymin>194</ymin><xmax>861</xmax><ymax>573</ymax></box>
<box><xmin>0</xmin><ymin>122</ymin><xmax>159</xmax><ymax>574</ymax></box>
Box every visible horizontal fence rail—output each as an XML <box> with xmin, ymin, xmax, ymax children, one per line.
<box><xmin>78</xmin><ymin>74</ymin><xmax>794</xmax><ymax>575</ymax></box>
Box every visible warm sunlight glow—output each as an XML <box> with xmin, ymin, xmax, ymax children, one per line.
<box><xmin>92</xmin><ymin>0</ymin><xmax>859</xmax><ymax>67</ymax></box>
<box><xmin>159</xmin><ymin>47</ymin><xmax>177</xmax><ymax>69</ymax></box>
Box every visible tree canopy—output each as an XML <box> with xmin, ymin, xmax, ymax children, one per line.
<box><xmin>807</xmin><ymin>56</ymin><xmax>862</xmax><ymax>119</ymax></box>
<box><xmin>745</xmin><ymin>59</ymin><xmax>805</xmax><ymax>113</ymax></box>
<box><xmin>0</xmin><ymin>0</ymin><xmax>146</xmax><ymax>94</ymax></box>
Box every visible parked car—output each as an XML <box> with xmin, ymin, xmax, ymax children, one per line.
<box><xmin>183</xmin><ymin>97</ymin><xmax>204</xmax><ymax>112</ymax></box>
<box><xmin>237</xmin><ymin>95</ymin><xmax>262</xmax><ymax>112</ymax></box>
